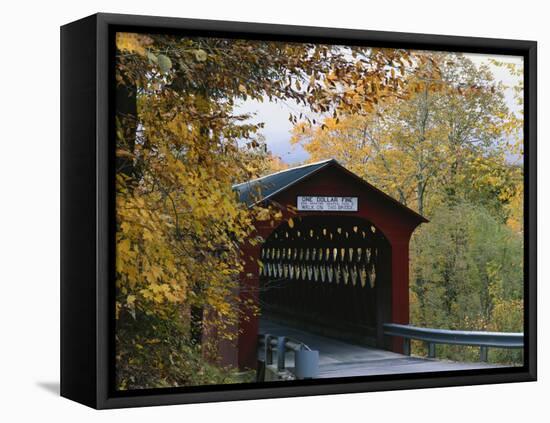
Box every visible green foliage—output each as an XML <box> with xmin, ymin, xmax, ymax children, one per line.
<box><xmin>410</xmin><ymin>202</ymin><xmax>523</xmax><ymax>364</ymax></box>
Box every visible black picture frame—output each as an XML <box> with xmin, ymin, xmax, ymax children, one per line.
<box><xmin>61</xmin><ymin>12</ymin><xmax>537</xmax><ymax>409</ymax></box>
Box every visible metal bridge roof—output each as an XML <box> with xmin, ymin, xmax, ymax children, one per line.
<box><xmin>233</xmin><ymin>158</ymin><xmax>427</xmax><ymax>223</ymax></box>
<box><xmin>233</xmin><ymin>159</ymin><xmax>335</xmax><ymax>207</ymax></box>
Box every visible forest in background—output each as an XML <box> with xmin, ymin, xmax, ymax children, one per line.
<box><xmin>114</xmin><ymin>33</ymin><xmax>523</xmax><ymax>390</ymax></box>
<box><xmin>290</xmin><ymin>54</ymin><xmax>524</xmax><ymax>364</ymax></box>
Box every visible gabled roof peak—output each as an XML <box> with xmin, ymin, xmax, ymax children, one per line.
<box><xmin>233</xmin><ymin>158</ymin><xmax>428</xmax><ymax>223</ymax></box>
<box><xmin>232</xmin><ymin>158</ymin><xmax>336</xmax><ymax>189</ymax></box>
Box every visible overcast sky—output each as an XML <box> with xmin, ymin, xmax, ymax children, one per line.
<box><xmin>235</xmin><ymin>52</ymin><xmax>523</xmax><ymax>165</ymax></box>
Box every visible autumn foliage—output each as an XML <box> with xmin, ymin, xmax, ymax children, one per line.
<box><xmin>114</xmin><ymin>32</ymin><xmax>421</xmax><ymax>389</ymax></box>
<box><xmin>114</xmin><ymin>31</ymin><xmax>524</xmax><ymax>388</ymax></box>
<box><xmin>291</xmin><ymin>53</ymin><xmax>524</xmax><ymax>364</ymax></box>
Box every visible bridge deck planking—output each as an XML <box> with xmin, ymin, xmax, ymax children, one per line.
<box><xmin>259</xmin><ymin>319</ymin><xmax>501</xmax><ymax>379</ymax></box>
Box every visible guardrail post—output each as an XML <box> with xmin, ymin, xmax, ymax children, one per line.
<box><xmin>427</xmin><ymin>342</ymin><xmax>436</xmax><ymax>359</ymax></box>
<box><xmin>480</xmin><ymin>346</ymin><xmax>488</xmax><ymax>362</ymax></box>
<box><xmin>403</xmin><ymin>338</ymin><xmax>411</xmax><ymax>356</ymax></box>
<box><xmin>277</xmin><ymin>336</ymin><xmax>286</xmax><ymax>371</ymax></box>
<box><xmin>264</xmin><ymin>334</ymin><xmax>273</xmax><ymax>365</ymax></box>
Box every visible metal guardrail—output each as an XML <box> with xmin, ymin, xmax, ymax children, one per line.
<box><xmin>383</xmin><ymin>323</ymin><xmax>524</xmax><ymax>362</ymax></box>
<box><xmin>257</xmin><ymin>334</ymin><xmax>319</xmax><ymax>380</ymax></box>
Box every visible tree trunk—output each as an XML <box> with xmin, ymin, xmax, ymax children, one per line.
<box><xmin>190</xmin><ymin>305</ymin><xmax>204</xmax><ymax>346</ymax></box>
<box><xmin>417</xmin><ymin>180</ymin><xmax>425</xmax><ymax>216</ymax></box>
<box><xmin>116</xmin><ymin>83</ymin><xmax>138</xmax><ymax>180</ymax></box>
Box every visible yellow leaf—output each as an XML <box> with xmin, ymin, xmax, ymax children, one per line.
<box><xmin>194</xmin><ymin>49</ymin><xmax>208</xmax><ymax>62</ymax></box>
<box><xmin>116</xmin><ymin>33</ymin><xmax>148</xmax><ymax>57</ymax></box>
<box><xmin>118</xmin><ymin>239</ymin><xmax>131</xmax><ymax>255</ymax></box>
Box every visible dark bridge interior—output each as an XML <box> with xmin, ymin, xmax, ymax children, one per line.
<box><xmin>259</xmin><ymin>215</ymin><xmax>392</xmax><ymax>348</ymax></box>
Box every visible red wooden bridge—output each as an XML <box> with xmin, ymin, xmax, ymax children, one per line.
<box><xmin>209</xmin><ymin>159</ymin><xmax>522</xmax><ymax>377</ymax></box>
<box><xmin>229</xmin><ymin>158</ymin><xmax>426</xmax><ymax>370</ymax></box>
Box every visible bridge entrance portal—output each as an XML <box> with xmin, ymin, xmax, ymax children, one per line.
<box><xmin>259</xmin><ymin>216</ymin><xmax>391</xmax><ymax>348</ymax></box>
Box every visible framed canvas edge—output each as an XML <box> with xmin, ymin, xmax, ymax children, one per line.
<box><xmin>97</xmin><ymin>371</ymin><xmax>535</xmax><ymax>409</ymax></box>
<box><xmin>61</xmin><ymin>14</ymin><xmax>100</xmax><ymax>409</ymax></box>
<box><xmin>525</xmin><ymin>39</ymin><xmax>537</xmax><ymax>382</ymax></box>
<box><xmin>85</xmin><ymin>12</ymin><xmax>536</xmax><ymax>409</ymax></box>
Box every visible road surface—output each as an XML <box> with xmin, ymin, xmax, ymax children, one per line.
<box><xmin>259</xmin><ymin>319</ymin><xmax>501</xmax><ymax>378</ymax></box>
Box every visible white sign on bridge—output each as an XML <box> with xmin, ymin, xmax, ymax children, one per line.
<box><xmin>297</xmin><ymin>196</ymin><xmax>358</xmax><ymax>211</ymax></box>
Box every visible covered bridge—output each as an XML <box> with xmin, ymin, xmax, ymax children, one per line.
<box><xmin>226</xmin><ymin>158</ymin><xmax>427</xmax><ymax>370</ymax></box>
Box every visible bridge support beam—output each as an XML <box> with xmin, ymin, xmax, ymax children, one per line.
<box><xmin>237</xmin><ymin>242</ymin><xmax>262</xmax><ymax>370</ymax></box>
